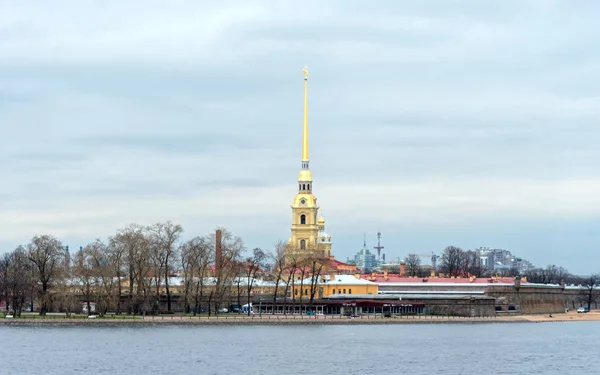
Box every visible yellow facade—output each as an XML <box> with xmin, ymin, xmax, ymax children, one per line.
<box><xmin>292</xmin><ymin>275</ymin><xmax>378</xmax><ymax>299</ymax></box>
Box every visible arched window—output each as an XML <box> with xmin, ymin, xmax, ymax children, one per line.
<box><xmin>300</xmin><ymin>214</ymin><xmax>306</xmax><ymax>224</ymax></box>
<box><xmin>302</xmin><ymin>183</ymin><xmax>306</xmax><ymax>191</ymax></box>
<box><xmin>300</xmin><ymin>239</ymin><xmax>306</xmax><ymax>249</ymax></box>
<box><xmin>307</xmin><ymin>184</ymin><xmax>310</xmax><ymax>190</ymax></box>
<box><xmin>299</xmin><ymin>184</ymin><xmax>301</xmax><ymax>191</ymax></box>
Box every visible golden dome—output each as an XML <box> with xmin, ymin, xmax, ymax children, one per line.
<box><xmin>318</xmin><ymin>216</ymin><xmax>325</xmax><ymax>224</ymax></box>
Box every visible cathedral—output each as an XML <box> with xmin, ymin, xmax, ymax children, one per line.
<box><xmin>287</xmin><ymin>67</ymin><xmax>355</xmax><ymax>273</ymax></box>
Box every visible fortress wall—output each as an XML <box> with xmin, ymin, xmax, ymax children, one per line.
<box><xmin>486</xmin><ymin>285</ymin><xmax>565</xmax><ymax>314</ymax></box>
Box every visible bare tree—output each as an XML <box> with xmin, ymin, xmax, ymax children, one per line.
<box><xmin>269</xmin><ymin>240</ymin><xmax>287</xmax><ymax>312</ymax></box>
<box><xmin>189</xmin><ymin>236</ymin><xmax>213</xmax><ymax>315</ymax></box>
<box><xmin>180</xmin><ymin>238</ymin><xmax>200</xmax><ymax>314</ymax></box>
<box><xmin>106</xmin><ymin>240</ymin><xmax>126</xmax><ymax>314</ymax></box>
<box><xmin>282</xmin><ymin>252</ymin><xmax>299</xmax><ymax>315</ymax></box>
<box><xmin>73</xmin><ymin>243</ymin><xmax>100</xmax><ymax>316</ymax></box>
<box><xmin>578</xmin><ymin>274</ymin><xmax>599</xmax><ymax>310</ymax></box>
<box><xmin>439</xmin><ymin>246</ymin><xmax>464</xmax><ymax>277</ymax></box>
<box><xmin>525</xmin><ymin>265</ymin><xmax>571</xmax><ymax>285</ymax></box>
<box><xmin>211</xmin><ymin>228</ymin><xmax>244</xmax><ymax>315</ymax></box>
<box><xmin>405</xmin><ymin>254</ymin><xmax>421</xmax><ymax>277</ymax></box>
<box><xmin>111</xmin><ymin>224</ymin><xmax>146</xmax><ymax>314</ymax></box>
<box><xmin>87</xmin><ymin>239</ymin><xmax>114</xmax><ymax>315</ymax></box>
<box><xmin>133</xmin><ymin>236</ymin><xmax>154</xmax><ymax>316</ymax></box>
<box><xmin>307</xmin><ymin>246</ymin><xmax>327</xmax><ymax>313</ymax></box>
<box><xmin>148</xmin><ymin>221</ymin><xmax>183</xmax><ymax>313</ymax></box>
<box><xmin>244</xmin><ymin>247</ymin><xmax>267</xmax><ymax>315</ymax></box>
<box><xmin>0</xmin><ymin>247</ymin><xmax>33</xmax><ymax>316</ymax></box>
<box><xmin>461</xmin><ymin>250</ymin><xmax>485</xmax><ymax>277</ymax></box>
<box><xmin>26</xmin><ymin>235</ymin><xmax>68</xmax><ymax>315</ymax></box>
<box><xmin>498</xmin><ymin>267</ymin><xmax>520</xmax><ymax>277</ymax></box>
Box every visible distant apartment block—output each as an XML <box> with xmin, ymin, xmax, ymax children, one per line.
<box><xmin>476</xmin><ymin>247</ymin><xmax>535</xmax><ymax>273</ymax></box>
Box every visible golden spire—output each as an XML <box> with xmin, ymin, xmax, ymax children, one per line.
<box><xmin>297</xmin><ymin>66</ymin><xmax>312</xmax><ymax>183</ymax></box>
<box><xmin>302</xmin><ymin>66</ymin><xmax>309</xmax><ymax>162</ymax></box>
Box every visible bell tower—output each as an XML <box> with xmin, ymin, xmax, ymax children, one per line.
<box><xmin>289</xmin><ymin>66</ymin><xmax>320</xmax><ymax>252</ymax></box>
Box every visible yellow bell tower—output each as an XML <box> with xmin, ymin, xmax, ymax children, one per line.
<box><xmin>289</xmin><ymin>66</ymin><xmax>320</xmax><ymax>252</ymax></box>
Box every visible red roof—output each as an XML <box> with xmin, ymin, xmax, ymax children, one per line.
<box><xmin>359</xmin><ymin>274</ymin><xmax>527</xmax><ymax>284</ymax></box>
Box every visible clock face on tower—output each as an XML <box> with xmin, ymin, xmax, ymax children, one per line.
<box><xmin>300</xmin><ymin>199</ymin><xmax>306</xmax><ymax>205</ymax></box>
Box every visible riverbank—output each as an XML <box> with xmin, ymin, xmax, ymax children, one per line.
<box><xmin>1</xmin><ymin>311</ymin><xmax>599</xmax><ymax>326</ymax></box>
<box><xmin>500</xmin><ymin>311</ymin><xmax>600</xmax><ymax>323</ymax></box>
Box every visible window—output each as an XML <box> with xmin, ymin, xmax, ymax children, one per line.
<box><xmin>300</xmin><ymin>215</ymin><xmax>306</xmax><ymax>224</ymax></box>
<box><xmin>307</xmin><ymin>184</ymin><xmax>310</xmax><ymax>190</ymax></box>
<box><xmin>343</xmin><ymin>289</ymin><xmax>346</xmax><ymax>294</ymax></box>
<box><xmin>338</xmin><ymin>289</ymin><xmax>341</xmax><ymax>294</ymax></box>
<box><xmin>299</xmin><ymin>184</ymin><xmax>301</xmax><ymax>191</ymax></box>
<box><xmin>300</xmin><ymin>239</ymin><xmax>306</xmax><ymax>249</ymax></box>
<box><xmin>332</xmin><ymin>289</ymin><xmax>335</xmax><ymax>294</ymax></box>
<box><xmin>349</xmin><ymin>289</ymin><xmax>352</xmax><ymax>294</ymax></box>
<box><xmin>302</xmin><ymin>183</ymin><xmax>306</xmax><ymax>190</ymax></box>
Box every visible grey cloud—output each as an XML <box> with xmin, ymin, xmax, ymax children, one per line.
<box><xmin>1</xmin><ymin>0</ymin><xmax>600</xmax><ymax>273</ymax></box>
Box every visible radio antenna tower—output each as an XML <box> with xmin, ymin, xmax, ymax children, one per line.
<box><xmin>373</xmin><ymin>230</ymin><xmax>384</xmax><ymax>261</ymax></box>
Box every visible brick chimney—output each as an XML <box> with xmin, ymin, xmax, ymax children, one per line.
<box><xmin>215</xmin><ymin>229</ymin><xmax>222</xmax><ymax>277</ymax></box>
<box><xmin>400</xmin><ymin>263</ymin><xmax>406</xmax><ymax>277</ymax></box>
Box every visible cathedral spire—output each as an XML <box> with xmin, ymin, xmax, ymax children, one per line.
<box><xmin>302</xmin><ymin>66</ymin><xmax>309</xmax><ymax>164</ymax></box>
<box><xmin>298</xmin><ymin>66</ymin><xmax>312</xmax><ymax>184</ymax></box>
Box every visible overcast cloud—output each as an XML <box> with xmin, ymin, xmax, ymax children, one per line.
<box><xmin>1</xmin><ymin>0</ymin><xmax>599</xmax><ymax>273</ymax></box>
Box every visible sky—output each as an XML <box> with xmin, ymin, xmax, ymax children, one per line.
<box><xmin>1</xmin><ymin>0</ymin><xmax>599</xmax><ymax>274</ymax></box>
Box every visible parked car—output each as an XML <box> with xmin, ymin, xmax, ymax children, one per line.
<box><xmin>218</xmin><ymin>308</ymin><xmax>229</xmax><ymax>313</ymax></box>
<box><xmin>577</xmin><ymin>307</ymin><xmax>589</xmax><ymax>313</ymax></box>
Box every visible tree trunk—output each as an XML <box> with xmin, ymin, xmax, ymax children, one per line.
<box><xmin>86</xmin><ymin>287</ymin><xmax>92</xmax><ymax>316</ymax></box>
<box><xmin>237</xmin><ymin>283</ymin><xmax>242</xmax><ymax>314</ymax></box>
<box><xmin>116</xmin><ymin>278</ymin><xmax>122</xmax><ymax>315</ymax></box>
<box><xmin>272</xmin><ymin>276</ymin><xmax>281</xmax><ymax>314</ymax></box>
<box><xmin>128</xmin><ymin>263</ymin><xmax>134</xmax><ymax>315</ymax></box>
<box><xmin>165</xmin><ymin>262</ymin><xmax>171</xmax><ymax>312</ymax></box>
<box><xmin>40</xmin><ymin>282</ymin><xmax>48</xmax><ymax>316</ymax></box>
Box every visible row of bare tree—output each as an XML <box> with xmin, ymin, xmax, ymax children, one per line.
<box><xmin>0</xmin><ymin>221</ymin><xmax>333</xmax><ymax>317</ymax></box>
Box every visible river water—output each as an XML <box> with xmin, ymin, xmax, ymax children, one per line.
<box><xmin>1</xmin><ymin>322</ymin><xmax>598</xmax><ymax>374</ymax></box>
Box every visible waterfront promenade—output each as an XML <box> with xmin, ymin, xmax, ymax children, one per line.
<box><xmin>1</xmin><ymin>311</ymin><xmax>598</xmax><ymax>325</ymax></box>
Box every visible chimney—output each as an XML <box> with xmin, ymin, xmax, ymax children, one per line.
<box><xmin>383</xmin><ymin>269</ymin><xmax>388</xmax><ymax>280</ymax></box>
<box><xmin>215</xmin><ymin>229</ymin><xmax>222</xmax><ymax>277</ymax></box>
<box><xmin>330</xmin><ymin>275</ymin><xmax>335</xmax><ymax>281</ymax></box>
<box><xmin>400</xmin><ymin>263</ymin><xmax>406</xmax><ymax>277</ymax></box>
<box><xmin>429</xmin><ymin>269</ymin><xmax>436</xmax><ymax>278</ymax></box>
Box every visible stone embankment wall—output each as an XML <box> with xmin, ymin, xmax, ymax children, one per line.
<box><xmin>486</xmin><ymin>285</ymin><xmax>565</xmax><ymax>314</ymax></box>
<box><xmin>563</xmin><ymin>288</ymin><xmax>599</xmax><ymax>310</ymax></box>
<box><xmin>418</xmin><ymin>297</ymin><xmax>496</xmax><ymax>317</ymax></box>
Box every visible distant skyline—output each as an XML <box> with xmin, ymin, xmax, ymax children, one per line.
<box><xmin>1</xmin><ymin>1</ymin><xmax>599</xmax><ymax>274</ymax></box>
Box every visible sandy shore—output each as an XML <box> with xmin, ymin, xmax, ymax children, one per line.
<box><xmin>1</xmin><ymin>312</ymin><xmax>598</xmax><ymax>326</ymax></box>
<box><xmin>500</xmin><ymin>311</ymin><xmax>600</xmax><ymax>323</ymax></box>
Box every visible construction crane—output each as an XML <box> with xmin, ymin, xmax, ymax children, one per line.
<box><xmin>415</xmin><ymin>252</ymin><xmax>438</xmax><ymax>270</ymax></box>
